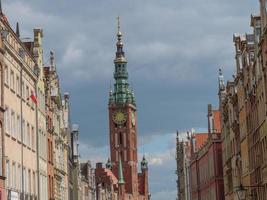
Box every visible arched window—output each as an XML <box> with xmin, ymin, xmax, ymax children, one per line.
<box><xmin>119</xmin><ymin>132</ymin><xmax>123</xmax><ymax>145</ymax></box>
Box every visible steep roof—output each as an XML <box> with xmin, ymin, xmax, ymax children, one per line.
<box><xmin>194</xmin><ymin>133</ymin><xmax>208</xmax><ymax>150</ymax></box>
<box><xmin>212</xmin><ymin>110</ymin><xmax>221</xmax><ymax>133</ymax></box>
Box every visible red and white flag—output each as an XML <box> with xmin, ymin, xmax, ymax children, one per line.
<box><xmin>30</xmin><ymin>91</ymin><xmax>37</xmax><ymax>104</ymax></box>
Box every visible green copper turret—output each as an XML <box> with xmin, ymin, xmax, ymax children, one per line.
<box><xmin>109</xmin><ymin>17</ymin><xmax>136</xmax><ymax>106</ymax></box>
<box><xmin>118</xmin><ymin>157</ymin><xmax>125</xmax><ymax>184</ymax></box>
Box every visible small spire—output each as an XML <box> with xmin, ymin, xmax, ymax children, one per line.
<box><xmin>218</xmin><ymin>68</ymin><xmax>225</xmax><ymax>91</ymax></box>
<box><xmin>141</xmin><ymin>155</ymin><xmax>148</xmax><ymax>170</ymax></box>
<box><xmin>50</xmin><ymin>51</ymin><xmax>55</xmax><ymax>70</ymax></box>
<box><xmin>16</xmin><ymin>22</ymin><xmax>20</xmax><ymax>38</ymax></box>
<box><xmin>118</xmin><ymin>156</ymin><xmax>125</xmax><ymax>184</ymax></box>
<box><xmin>106</xmin><ymin>158</ymin><xmax>113</xmax><ymax>170</ymax></box>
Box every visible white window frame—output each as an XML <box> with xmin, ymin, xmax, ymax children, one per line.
<box><xmin>17</xmin><ymin>115</ymin><xmax>21</xmax><ymax>141</ymax></box>
<box><xmin>23</xmin><ymin>168</ymin><xmax>26</xmax><ymax>193</ymax></box>
<box><xmin>12</xmin><ymin>162</ymin><xmax>16</xmax><ymax>189</ymax></box>
<box><xmin>26</xmin><ymin>123</ymin><xmax>30</xmax><ymax>147</ymax></box>
<box><xmin>26</xmin><ymin>85</ymin><xmax>29</xmax><ymax>102</ymax></box>
<box><xmin>33</xmin><ymin>171</ymin><xmax>35</xmax><ymax>195</ymax></box>
<box><xmin>11</xmin><ymin>110</ymin><xmax>15</xmax><ymax>138</ymax></box>
<box><xmin>28</xmin><ymin>169</ymin><xmax>31</xmax><ymax>194</ymax></box>
<box><xmin>18</xmin><ymin>164</ymin><xmax>21</xmax><ymax>191</ymax></box>
<box><xmin>22</xmin><ymin>81</ymin><xmax>25</xmax><ymax>100</ymax></box>
<box><xmin>4</xmin><ymin>66</ymin><xmax>9</xmax><ymax>86</ymax></box>
<box><xmin>6</xmin><ymin>160</ymin><xmax>10</xmax><ymax>188</ymax></box>
<box><xmin>10</xmin><ymin>70</ymin><xmax>14</xmax><ymax>90</ymax></box>
<box><xmin>31</xmin><ymin>126</ymin><xmax>35</xmax><ymax>150</ymax></box>
<box><xmin>22</xmin><ymin>119</ymin><xmax>25</xmax><ymax>144</ymax></box>
<box><xmin>16</xmin><ymin>75</ymin><xmax>20</xmax><ymax>95</ymax></box>
<box><xmin>5</xmin><ymin>106</ymin><xmax>10</xmax><ymax>134</ymax></box>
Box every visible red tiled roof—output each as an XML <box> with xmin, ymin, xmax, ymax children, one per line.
<box><xmin>212</xmin><ymin>110</ymin><xmax>221</xmax><ymax>133</ymax></box>
<box><xmin>194</xmin><ymin>133</ymin><xmax>208</xmax><ymax>150</ymax></box>
<box><xmin>104</xmin><ymin>168</ymin><xmax>118</xmax><ymax>184</ymax></box>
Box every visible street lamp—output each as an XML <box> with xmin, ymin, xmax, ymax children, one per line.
<box><xmin>236</xmin><ymin>184</ymin><xmax>247</xmax><ymax>200</ymax></box>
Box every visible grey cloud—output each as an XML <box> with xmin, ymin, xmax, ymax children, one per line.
<box><xmin>4</xmin><ymin>0</ymin><xmax>257</xmax><ymax>199</ymax></box>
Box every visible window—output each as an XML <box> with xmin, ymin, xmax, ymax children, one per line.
<box><xmin>17</xmin><ymin>115</ymin><xmax>21</xmax><ymax>141</ymax></box>
<box><xmin>33</xmin><ymin>172</ymin><xmax>36</xmax><ymax>195</ymax></box>
<box><xmin>11</xmin><ymin>110</ymin><xmax>15</xmax><ymax>137</ymax></box>
<box><xmin>16</xmin><ymin>76</ymin><xmax>20</xmax><ymax>95</ymax></box>
<box><xmin>6</xmin><ymin>160</ymin><xmax>10</xmax><ymax>187</ymax></box>
<box><xmin>22</xmin><ymin>81</ymin><xmax>25</xmax><ymax>99</ymax></box>
<box><xmin>12</xmin><ymin>162</ymin><xmax>16</xmax><ymax>189</ymax></box>
<box><xmin>4</xmin><ymin>106</ymin><xmax>10</xmax><ymax>134</ymax></box>
<box><xmin>31</xmin><ymin>126</ymin><xmax>35</xmax><ymax>150</ymax></box>
<box><xmin>22</xmin><ymin>119</ymin><xmax>25</xmax><ymax>144</ymax></box>
<box><xmin>23</xmin><ymin>168</ymin><xmax>26</xmax><ymax>193</ymax></box>
<box><xmin>4</xmin><ymin>66</ymin><xmax>8</xmax><ymax>86</ymax></box>
<box><xmin>28</xmin><ymin>169</ymin><xmax>31</xmax><ymax>194</ymax></box>
<box><xmin>10</xmin><ymin>71</ymin><xmax>14</xmax><ymax>90</ymax></box>
<box><xmin>26</xmin><ymin>85</ymin><xmax>29</xmax><ymax>102</ymax></box>
<box><xmin>27</xmin><ymin>123</ymin><xmax>30</xmax><ymax>147</ymax></box>
<box><xmin>18</xmin><ymin>165</ymin><xmax>21</xmax><ymax>191</ymax></box>
<box><xmin>119</xmin><ymin>132</ymin><xmax>123</xmax><ymax>145</ymax></box>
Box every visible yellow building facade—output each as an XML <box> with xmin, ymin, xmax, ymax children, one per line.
<box><xmin>1</xmin><ymin>18</ymin><xmax>38</xmax><ymax>199</ymax></box>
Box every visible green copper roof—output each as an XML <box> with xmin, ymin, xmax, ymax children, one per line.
<box><xmin>109</xmin><ymin>18</ymin><xmax>136</xmax><ymax>106</ymax></box>
<box><xmin>118</xmin><ymin>157</ymin><xmax>125</xmax><ymax>184</ymax></box>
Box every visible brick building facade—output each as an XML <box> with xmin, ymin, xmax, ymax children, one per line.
<box><xmin>189</xmin><ymin>106</ymin><xmax>224</xmax><ymax>200</ymax></box>
<box><xmin>219</xmin><ymin>1</ymin><xmax>267</xmax><ymax>198</ymax></box>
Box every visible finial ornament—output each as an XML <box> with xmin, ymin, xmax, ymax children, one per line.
<box><xmin>117</xmin><ymin>16</ymin><xmax>121</xmax><ymax>35</ymax></box>
<box><xmin>218</xmin><ymin>68</ymin><xmax>225</xmax><ymax>91</ymax></box>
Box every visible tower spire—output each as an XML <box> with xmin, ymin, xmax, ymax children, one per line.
<box><xmin>109</xmin><ymin>17</ymin><xmax>136</xmax><ymax>105</ymax></box>
<box><xmin>115</xmin><ymin>16</ymin><xmax>125</xmax><ymax>62</ymax></box>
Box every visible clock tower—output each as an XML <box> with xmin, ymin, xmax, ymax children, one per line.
<box><xmin>108</xmin><ymin>17</ymin><xmax>139</xmax><ymax>197</ymax></box>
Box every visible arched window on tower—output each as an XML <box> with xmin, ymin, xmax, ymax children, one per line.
<box><xmin>119</xmin><ymin>132</ymin><xmax>123</xmax><ymax>146</ymax></box>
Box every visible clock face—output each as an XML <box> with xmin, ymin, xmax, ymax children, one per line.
<box><xmin>113</xmin><ymin>111</ymin><xmax>127</xmax><ymax>124</ymax></box>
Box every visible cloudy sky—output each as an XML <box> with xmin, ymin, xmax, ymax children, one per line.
<box><xmin>4</xmin><ymin>0</ymin><xmax>258</xmax><ymax>199</ymax></box>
